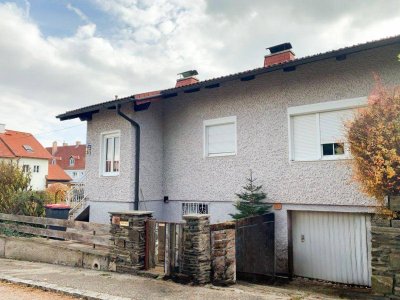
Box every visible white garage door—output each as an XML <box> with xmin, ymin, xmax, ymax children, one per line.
<box><xmin>292</xmin><ymin>211</ymin><xmax>371</xmax><ymax>286</ymax></box>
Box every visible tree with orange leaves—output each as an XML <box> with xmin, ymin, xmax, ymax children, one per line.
<box><xmin>346</xmin><ymin>82</ymin><xmax>400</xmax><ymax>215</ymax></box>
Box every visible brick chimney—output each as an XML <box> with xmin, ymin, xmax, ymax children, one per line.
<box><xmin>264</xmin><ymin>43</ymin><xmax>295</xmax><ymax>67</ymax></box>
<box><xmin>76</xmin><ymin>141</ymin><xmax>81</xmax><ymax>146</ymax></box>
<box><xmin>0</xmin><ymin>124</ymin><xmax>5</xmax><ymax>134</ymax></box>
<box><xmin>176</xmin><ymin>70</ymin><xmax>199</xmax><ymax>88</ymax></box>
<box><xmin>52</xmin><ymin>141</ymin><xmax>58</xmax><ymax>155</ymax></box>
<box><xmin>63</xmin><ymin>142</ymin><xmax>68</xmax><ymax>146</ymax></box>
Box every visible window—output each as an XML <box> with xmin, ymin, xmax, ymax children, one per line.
<box><xmin>23</xmin><ymin>145</ymin><xmax>33</xmax><ymax>152</ymax></box>
<box><xmin>51</xmin><ymin>159</ymin><xmax>56</xmax><ymax>165</ymax></box>
<box><xmin>73</xmin><ymin>171</ymin><xmax>77</xmax><ymax>177</ymax></box>
<box><xmin>22</xmin><ymin>165</ymin><xmax>30</xmax><ymax>172</ymax></box>
<box><xmin>288</xmin><ymin>98</ymin><xmax>367</xmax><ymax>161</ymax></box>
<box><xmin>33</xmin><ymin>165</ymin><xmax>39</xmax><ymax>173</ymax></box>
<box><xmin>101</xmin><ymin>132</ymin><xmax>120</xmax><ymax>176</ymax></box>
<box><xmin>182</xmin><ymin>202</ymin><xmax>209</xmax><ymax>216</ymax></box>
<box><xmin>69</xmin><ymin>157</ymin><xmax>75</xmax><ymax>166</ymax></box>
<box><xmin>204</xmin><ymin>116</ymin><xmax>236</xmax><ymax>157</ymax></box>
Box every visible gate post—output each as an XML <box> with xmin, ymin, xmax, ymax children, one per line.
<box><xmin>182</xmin><ymin>214</ymin><xmax>211</xmax><ymax>284</ymax></box>
<box><xmin>210</xmin><ymin>222</ymin><xmax>236</xmax><ymax>285</ymax></box>
<box><xmin>109</xmin><ymin>211</ymin><xmax>153</xmax><ymax>273</ymax></box>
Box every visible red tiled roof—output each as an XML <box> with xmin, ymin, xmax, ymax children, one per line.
<box><xmin>47</xmin><ymin>164</ymin><xmax>72</xmax><ymax>181</ymax></box>
<box><xmin>0</xmin><ymin>130</ymin><xmax>52</xmax><ymax>160</ymax></box>
<box><xmin>0</xmin><ymin>138</ymin><xmax>14</xmax><ymax>158</ymax></box>
<box><xmin>46</xmin><ymin>144</ymin><xmax>86</xmax><ymax>170</ymax></box>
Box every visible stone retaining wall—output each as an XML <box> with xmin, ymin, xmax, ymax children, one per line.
<box><xmin>371</xmin><ymin>215</ymin><xmax>400</xmax><ymax>298</ymax></box>
<box><xmin>210</xmin><ymin>222</ymin><xmax>236</xmax><ymax>285</ymax></box>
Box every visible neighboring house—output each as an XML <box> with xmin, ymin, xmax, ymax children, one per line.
<box><xmin>46</xmin><ymin>163</ymin><xmax>72</xmax><ymax>186</ymax></box>
<box><xmin>57</xmin><ymin>35</ymin><xmax>400</xmax><ymax>283</ymax></box>
<box><xmin>0</xmin><ymin>124</ymin><xmax>51</xmax><ymax>190</ymax></box>
<box><xmin>46</xmin><ymin>141</ymin><xmax>86</xmax><ymax>184</ymax></box>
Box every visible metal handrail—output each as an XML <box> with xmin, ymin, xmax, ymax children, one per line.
<box><xmin>66</xmin><ymin>171</ymin><xmax>88</xmax><ymax>218</ymax></box>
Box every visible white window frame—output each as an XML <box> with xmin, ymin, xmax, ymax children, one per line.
<box><xmin>288</xmin><ymin>97</ymin><xmax>367</xmax><ymax>162</ymax></box>
<box><xmin>100</xmin><ymin>130</ymin><xmax>121</xmax><ymax>176</ymax></box>
<box><xmin>203</xmin><ymin>116</ymin><xmax>237</xmax><ymax>157</ymax></box>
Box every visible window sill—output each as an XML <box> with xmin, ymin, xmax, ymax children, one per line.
<box><xmin>101</xmin><ymin>173</ymin><xmax>120</xmax><ymax>177</ymax></box>
<box><xmin>206</xmin><ymin>152</ymin><xmax>236</xmax><ymax>158</ymax></box>
<box><xmin>290</xmin><ymin>157</ymin><xmax>351</xmax><ymax>163</ymax></box>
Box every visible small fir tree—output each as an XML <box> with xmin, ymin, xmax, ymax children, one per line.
<box><xmin>230</xmin><ymin>170</ymin><xmax>271</xmax><ymax>220</ymax></box>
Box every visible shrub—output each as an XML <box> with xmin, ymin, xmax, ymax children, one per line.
<box><xmin>0</xmin><ymin>160</ymin><xmax>31</xmax><ymax>213</ymax></box>
<box><xmin>46</xmin><ymin>183</ymin><xmax>69</xmax><ymax>203</ymax></box>
<box><xmin>346</xmin><ymin>82</ymin><xmax>400</xmax><ymax>211</ymax></box>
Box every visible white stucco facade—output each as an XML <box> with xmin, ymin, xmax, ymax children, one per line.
<box><xmin>1</xmin><ymin>158</ymin><xmax>49</xmax><ymax>190</ymax></box>
<box><xmin>83</xmin><ymin>43</ymin><xmax>400</xmax><ymax>273</ymax></box>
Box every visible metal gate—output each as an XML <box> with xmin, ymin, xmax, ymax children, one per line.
<box><xmin>292</xmin><ymin>211</ymin><xmax>371</xmax><ymax>286</ymax></box>
<box><xmin>145</xmin><ymin>220</ymin><xmax>184</xmax><ymax>275</ymax></box>
<box><xmin>236</xmin><ymin>213</ymin><xmax>275</xmax><ymax>280</ymax></box>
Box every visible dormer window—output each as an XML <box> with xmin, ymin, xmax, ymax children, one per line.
<box><xmin>69</xmin><ymin>157</ymin><xmax>75</xmax><ymax>166</ymax></box>
<box><xmin>23</xmin><ymin>145</ymin><xmax>33</xmax><ymax>152</ymax></box>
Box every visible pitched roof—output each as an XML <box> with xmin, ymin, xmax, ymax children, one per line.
<box><xmin>0</xmin><ymin>130</ymin><xmax>52</xmax><ymax>160</ymax></box>
<box><xmin>0</xmin><ymin>138</ymin><xmax>14</xmax><ymax>158</ymax></box>
<box><xmin>46</xmin><ymin>144</ymin><xmax>86</xmax><ymax>170</ymax></box>
<box><xmin>47</xmin><ymin>163</ymin><xmax>72</xmax><ymax>181</ymax></box>
<box><xmin>57</xmin><ymin>34</ymin><xmax>400</xmax><ymax>121</ymax></box>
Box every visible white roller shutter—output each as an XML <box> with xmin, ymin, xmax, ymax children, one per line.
<box><xmin>320</xmin><ymin>109</ymin><xmax>354</xmax><ymax>144</ymax></box>
<box><xmin>206</xmin><ymin>122</ymin><xmax>236</xmax><ymax>155</ymax></box>
<box><xmin>292</xmin><ymin>114</ymin><xmax>318</xmax><ymax>160</ymax></box>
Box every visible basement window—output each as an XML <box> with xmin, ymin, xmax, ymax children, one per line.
<box><xmin>101</xmin><ymin>131</ymin><xmax>120</xmax><ymax>176</ymax></box>
<box><xmin>182</xmin><ymin>202</ymin><xmax>209</xmax><ymax>216</ymax></box>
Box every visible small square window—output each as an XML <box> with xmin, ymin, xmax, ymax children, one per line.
<box><xmin>204</xmin><ymin>116</ymin><xmax>236</xmax><ymax>157</ymax></box>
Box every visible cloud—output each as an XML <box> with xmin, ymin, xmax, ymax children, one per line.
<box><xmin>66</xmin><ymin>3</ymin><xmax>90</xmax><ymax>23</ymax></box>
<box><xmin>0</xmin><ymin>0</ymin><xmax>399</xmax><ymax>146</ymax></box>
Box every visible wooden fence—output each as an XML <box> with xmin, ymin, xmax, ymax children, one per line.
<box><xmin>0</xmin><ymin>213</ymin><xmax>111</xmax><ymax>248</ymax></box>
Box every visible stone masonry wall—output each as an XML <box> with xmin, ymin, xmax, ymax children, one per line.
<box><xmin>109</xmin><ymin>211</ymin><xmax>153</xmax><ymax>274</ymax></box>
<box><xmin>210</xmin><ymin>222</ymin><xmax>236</xmax><ymax>285</ymax></box>
<box><xmin>182</xmin><ymin>214</ymin><xmax>211</xmax><ymax>284</ymax></box>
<box><xmin>371</xmin><ymin>211</ymin><xmax>400</xmax><ymax>298</ymax></box>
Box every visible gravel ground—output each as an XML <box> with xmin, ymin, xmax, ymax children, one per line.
<box><xmin>0</xmin><ymin>281</ymin><xmax>80</xmax><ymax>300</ymax></box>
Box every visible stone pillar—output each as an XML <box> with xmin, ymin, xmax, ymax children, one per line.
<box><xmin>210</xmin><ymin>222</ymin><xmax>236</xmax><ymax>285</ymax></box>
<box><xmin>371</xmin><ymin>213</ymin><xmax>400</xmax><ymax>297</ymax></box>
<box><xmin>182</xmin><ymin>214</ymin><xmax>211</xmax><ymax>284</ymax></box>
<box><xmin>109</xmin><ymin>211</ymin><xmax>153</xmax><ymax>273</ymax></box>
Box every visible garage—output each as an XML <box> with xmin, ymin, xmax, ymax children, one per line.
<box><xmin>291</xmin><ymin>211</ymin><xmax>371</xmax><ymax>286</ymax></box>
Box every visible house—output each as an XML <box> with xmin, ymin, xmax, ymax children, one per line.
<box><xmin>46</xmin><ymin>163</ymin><xmax>72</xmax><ymax>186</ymax></box>
<box><xmin>46</xmin><ymin>141</ymin><xmax>86</xmax><ymax>185</ymax></box>
<box><xmin>0</xmin><ymin>124</ymin><xmax>51</xmax><ymax>190</ymax></box>
<box><xmin>57</xmin><ymin>35</ymin><xmax>400</xmax><ymax>284</ymax></box>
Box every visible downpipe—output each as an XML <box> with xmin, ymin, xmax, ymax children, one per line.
<box><xmin>117</xmin><ymin>104</ymin><xmax>140</xmax><ymax>210</ymax></box>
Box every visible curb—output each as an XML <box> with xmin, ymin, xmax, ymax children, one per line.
<box><xmin>0</xmin><ymin>275</ymin><xmax>132</xmax><ymax>300</ymax></box>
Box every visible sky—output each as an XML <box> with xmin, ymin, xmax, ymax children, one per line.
<box><xmin>0</xmin><ymin>0</ymin><xmax>400</xmax><ymax>147</ymax></box>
